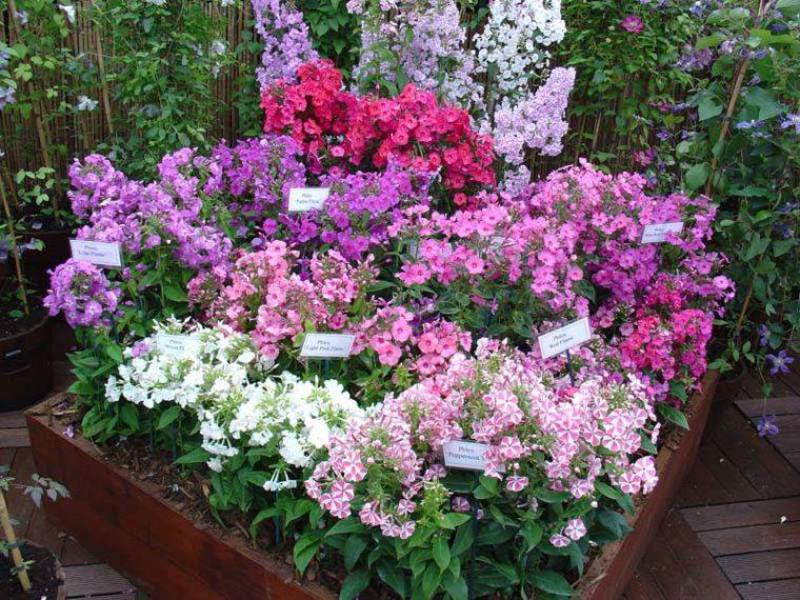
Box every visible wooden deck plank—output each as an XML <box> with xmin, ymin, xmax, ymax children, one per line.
<box><xmin>737</xmin><ymin>396</ymin><xmax>800</xmax><ymax>418</ymax></box>
<box><xmin>60</xmin><ymin>535</ymin><xmax>99</xmax><ymax>566</ymax></box>
<box><xmin>737</xmin><ymin>578</ymin><xmax>800</xmax><ymax>600</ymax></box>
<box><xmin>4</xmin><ymin>448</ymin><xmax>38</xmax><ymax>537</ymax></box>
<box><xmin>768</xmin><ymin>432</ymin><xmax>800</xmax><ymax>454</ymax></box>
<box><xmin>62</xmin><ymin>563</ymin><xmax>136</xmax><ymax>598</ymax></box>
<box><xmin>710</xmin><ymin>407</ymin><xmax>800</xmax><ymax>498</ymax></box>
<box><xmin>0</xmin><ymin>410</ymin><xmax>27</xmax><ymax>429</ymax></box>
<box><xmin>718</xmin><ymin>548</ymin><xmax>800</xmax><ymax>583</ymax></box>
<box><xmin>637</xmin><ymin>511</ymin><xmax>739</xmax><ymax>600</ymax></box>
<box><xmin>699</xmin><ymin>521</ymin><xmax>800</xmax><ymax>556</ymax></box>
<box><xmin>698</xmin><ymin>439</ymin><xmax>765</xmax><ymax>502</ymax></box>
<box><xmin>0</xmin><ymin>427</ymin><xmax>31</xmax><ymax>448</ymax></box>
<box><xmin>24</xmin><ymin>502</ymin><xmax>64</xmax><ymax>559</ymax></box>
<box><xmin>681</xmin><ymin>498</ymin><xmax>800</xmax><ymax>532</ymax></box>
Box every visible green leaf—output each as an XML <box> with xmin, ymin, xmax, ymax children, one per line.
<box><xmin>325</xmin><ymin>518</ymin><xmax>368</xmax><ymax>537</ymax></box>
<box><xmin>441</xmin><ymin>513</ymin><xmax>471</xmax><ymax>529</ymax></box>
<box><xmin>293</xmin><ymin>532</ymin><xmax>323</xmax><ymax>574</ymax></box>
<box><xmin>343</xmin><ymin>536</ymin><xmax>368</xmax><ymax>571</ymax></box>
<box><xmin>684</xmin><ymin>163</ymin><xmax>709</xmax><ymax>191</ymax></box>
<box><xmin>450</xmin><ymin>522</ymin><xmax>474</xmax><ymax>557</ymax></box>
<box><xmin>657</xmin><ymin>404</ymin><xmax>689</xmax><ymax>430</ymax></box>
<box><xmin>157</xmin><ymin>405</ymin><xmax>181</xmax><ymax>430</ymax></box>
<box><xmin>432</xmin><ymin>537</ymin><xmax>451</xmax><ymax>572</ymax></box>
<box><xmin>340</xmin><ymin>570</ymin><xmax>370</xmax><ymax>600</ymax></box>
<box><xmin>175</xmin><ymin>446</ymin><xmax>210</xmax><ymax>465</ymax></box>
<box><xmin>163</xmin><ymin>282</ymin><xmax>188</xmax><ymax>303</ymax></box>
<box><xmin>106</xmin><ymin>343</ymin><xmax>124</xmax><ymax>364</ymax></box>
<box><xmin>120</xmin><ymin>403</ymin><xmax>139</xmax><ymax>431</ymax></box>
<box><xmin>532</xmin><ymin>570</ymin><xmax>575</xmax><ymax>596</ymax></box>
<box><xmin>520</xmin><ymin>521</ymin><xmax>543</xmax><ymax>552</ymax></box>
<box><xmin>422</xmin><ymin>563</ymin><xmax>443</xmax><ymax>598</ymax></box>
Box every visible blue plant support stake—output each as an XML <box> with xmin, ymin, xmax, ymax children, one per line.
<box><xmin>468</xmin><ymin>472</ymin><xmax>480</xmax><ymax>600</ymax></box>
<box><xmin>274</xmin><ymin>491</ymin><xmax>282</xmax><ymax>547</ymax></box>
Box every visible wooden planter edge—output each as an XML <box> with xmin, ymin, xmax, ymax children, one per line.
<box><xmin>27</xmin><ymin>370</ymin><xmax>720</xmax><ymax>600</ymax></box>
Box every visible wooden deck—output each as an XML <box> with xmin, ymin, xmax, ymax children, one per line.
<box><xmin>2</xmin><ymin>364</ymin><xmax>799</xmax><ymax>599</ymax></box>
<box><xmin>626</xmin><ymin>369</ymin><xmax>800</xmax><ymax>600</ymax></box>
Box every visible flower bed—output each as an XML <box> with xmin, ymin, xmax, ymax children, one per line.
<box><xmin>28</xmin><ymin>369</ymin><xmax>717</xmax><ymax>600</ymax></box>
<box><xmin>35</xmin><ymin>20</ymin><xmax>735</xmax><ymax>594</ymax></box>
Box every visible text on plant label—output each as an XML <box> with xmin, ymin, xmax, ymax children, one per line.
<box><xmin>537</xmin><ymin>317</ymin><xmax>592</xmax><ymax>359</ymax></box>
<box><xmin>641</xmin><ymin>221</ymin><xmax>684</xmax><ymax>244</ymax></box>
<box><xmin>69</xmin><ymin>239</ymin><xmax>123</xmax><ymax>268</ymax></box>
<box><xmin>300</xmin><ymin>333</ymin><xmax>355</xmax><ymax>358</ymax></box>
<box><xmin>288</xmin><ymin>187</ymin><xmax>330</xmax><ymax>212</ymax></box>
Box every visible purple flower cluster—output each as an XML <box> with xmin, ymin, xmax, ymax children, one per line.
<box><xmin>252</xmin><ymin>0</ymin><xmax>318</xmax><ymax>89</ymax></box>
<box><xmin>44</xmin><ymin>259</ymin><xmax>120</xmax><ymax>328</ymax></box>
<box><xmin>68</xmin><ymin>150</ymin><xmax>233</xmax><ymax>273</ymax></box>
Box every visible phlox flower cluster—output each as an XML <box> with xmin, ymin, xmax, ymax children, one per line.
<box><xmin>192</xmin><ymin>242</ymin><xmax>377</xmax><ymax>360</ymax></box>
<box><xmin>252</xmin><ymin>0</ymin><xmax>318</xmax><ymax>89</ymax></box>
<box><xmin>43</xmin><ymin>259</ymin><xmax>120</xmax><ymax>328</ymax></box>
<box><xmin>105</xmin><ymin>320</ymin><xmax>362</xmax><ymax>488</ymax></box>
<box><xmin>68</xmin><ymin>151</ymin><xmax>232</xmax><ymax>273</ymax></box>
<box><xmin>348</xmin><ymin>0</ymin><xmax>482</xmax><ymax>106</ymax></box>
<box><xmin>307</xmin><ymin>340</ymin><xmax>659</xmax><ymax>541</ymax></box>
<box><xmin>261</xmin><ymin>60</ymin><xmax>495</xmax><ymax>192</ymax></box>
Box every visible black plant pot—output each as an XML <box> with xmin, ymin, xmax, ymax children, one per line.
<box><xmin>0</xmin><ymin>313</ymin><xmax>53</xmax><ymax>412</ymax></box>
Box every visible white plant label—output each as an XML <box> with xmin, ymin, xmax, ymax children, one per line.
<box><xmin>300</xmin><ymin>333</ymin><xmax>355</xmax><ymax>358</ymax></box>
<box><xmin>641</xmin><ymin>221</ymin><xmax>684</xmax><ymax>244</ymax></box>
<box><xmin>156</xmin><ymin>334</ymin><xmax>198</xmax><ymax>358</ymax></box>
<box><xmin>69</xmin><ymin>239</ymin><xmax>123</xmax><ymax>268</ymax></box>
<box><xmin>443</xmin><ymin>440</ymin><xmax>503</xmax><ymax>473</ymax></box>
<box><xmin>288</xmin><ymin>187</ymin><xmax>330</xmax><ymax>212</ymax></box>
<box><xmin>538</xmin><ymin>317</ymin><xmax>592</xmax><ymax>359</ymax></box>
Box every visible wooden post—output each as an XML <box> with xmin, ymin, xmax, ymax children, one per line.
<box><xmin>0</xmin><ymin>489</ymin><xmax>32</xmax><ymax>592</ymax></box>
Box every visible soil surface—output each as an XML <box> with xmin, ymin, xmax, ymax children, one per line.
<box><xmin>0</xmin><ymin>299</ymin><xmax>46</xmax><ymax>339</ymax></box>
<box><xmin>0</xmin><ymin>543</ymin><xmax>62</xmax><ymax>599</ymax></box>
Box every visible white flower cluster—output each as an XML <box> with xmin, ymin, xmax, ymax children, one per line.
<box><xmin>105</xmin><ymin>320</ymin><xmax>362</xmax><ymax>492</ymax></box>
<box><xmin>473</xmin><ymin>0</ymin><xmax>567</xmax><ymax>97</ymax></box>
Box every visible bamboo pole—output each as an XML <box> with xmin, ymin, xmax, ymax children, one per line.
<box><xmin>0</xmin><ymin>490</ymin><xmax>31</xmax><ymax>592</ymax></box>
<box><xmin>94</xmin><ymin>13</ymin><xmax>115</xmax><ymax>136</ymax></box>
<box><xmin>0</xmin><ymin>177</ymin><xmax>29</xmax><ymax>316</ymax></box>
<box><xmin>6</xmin><ymin>0</ymin><xmax>64</xmax><ymax>219</ymax></box>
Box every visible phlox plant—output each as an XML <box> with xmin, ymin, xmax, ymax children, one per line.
<box><xmin>100</xmin><ymin>319</ymin><xmax>363</xmax><ymax>521</ymax></box>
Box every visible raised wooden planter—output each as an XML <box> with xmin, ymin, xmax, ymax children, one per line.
<box><xmin>27</xmin><ymin>370</ymin><xmax>719</xmax><ymax>600</ymax></box>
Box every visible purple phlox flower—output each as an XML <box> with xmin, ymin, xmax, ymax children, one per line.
<box><xmin>766</xmin><ymin>350</ymin><xmax>794</xmax><ymax>376</ymax></box>
<box><xmin>620</xmin><ymin>15</ymin><xmax>645</xmax><ymax>34</ymax></box>
<box><xmin>757</xmin><ymin>414</ymin><xmax>779</xmax><ymax>437</ymax></box>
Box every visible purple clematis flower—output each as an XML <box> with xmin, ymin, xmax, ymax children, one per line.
<box><xmin>766</xmin><ymin>350</ymin><xmax>794</xmax><ymax>376</ymax></box>
<box><xmin>757</xmin><ymin>414</ymin><xmax>779</xmax><ymax>437</ymax></box>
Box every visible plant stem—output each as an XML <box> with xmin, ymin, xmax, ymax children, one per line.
<box><xmin>0</xmin><ymin>490</ymin><xmax>32</xmax><ymax>592</ymax></box>
<box><xmin>0</xmin><ymin>177</ymin><xmax>29</xmax><ymax>317</ymax></box>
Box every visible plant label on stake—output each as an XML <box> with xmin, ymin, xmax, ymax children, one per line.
<box><xmin>156</xmin><ymin>334</ymin><xmax>198</xmax><ymax>358</ymax></box>
<box><xmin>442</xmin><ymin>440</ymin><xmax>500</xmax><ymax>472</ymax></box>
<box><xmin>287</xmin><ymin>187</ymin><xmax>330</xmax><ymax>212</ymax></box>
<box><xmin>300</xmin><ymin>333</ymin><xmax>355</xmax><ymax>359</ymax></box>
<box><xmin>537</xmin><ymin>317</ymin><xmax>592</xmax><ymax>360</ymax></box>
<box><xmin>69</xmin><ymin>239</ymin><xmax>123</xmax><ymax>268</ymax></box>
<box><xmin>641</xmin><ymin>221</ymin><xmax>684</xmax><ymax>244</ymax></box>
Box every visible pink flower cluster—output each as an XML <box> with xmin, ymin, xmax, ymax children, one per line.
<box><xmin>307</xmin><ymin>340</ymin><xmax>660</xmax><ymax>540</ymax></box>
<box><xmin>262</xmin><ymin>60</ymin><xmax>496</xmax><ymax>193</ymax></box>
